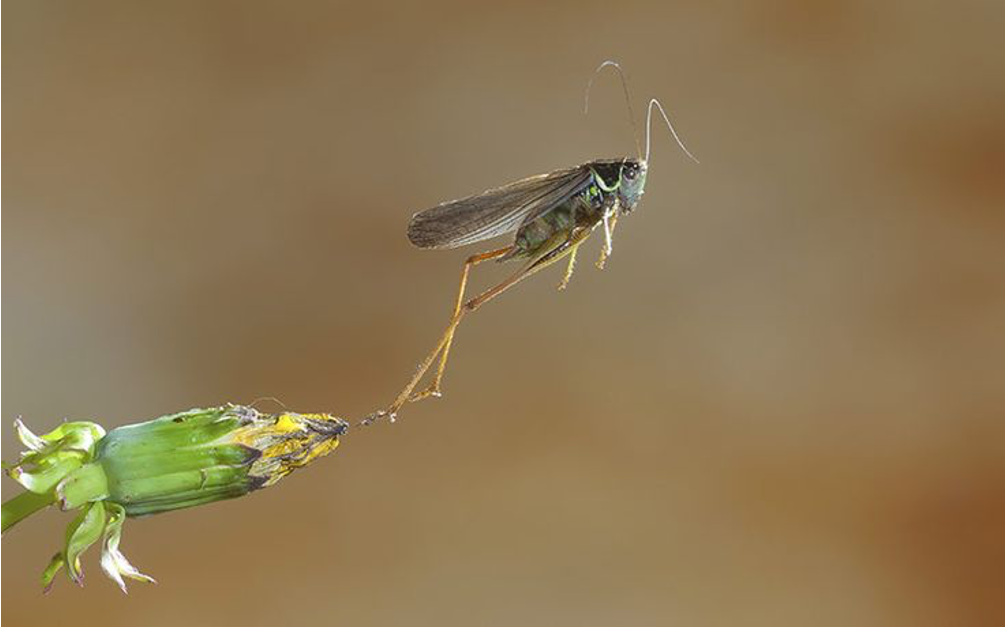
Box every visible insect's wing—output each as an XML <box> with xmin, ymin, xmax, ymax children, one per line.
<box><xmin>407</xmin><ymin>166</ymin><xmax>592</xmax><ymax>249</ymax></box>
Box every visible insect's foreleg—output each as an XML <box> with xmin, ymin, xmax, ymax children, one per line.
<box><xmin>596</xmin><ymin>212</ymin><xmax>619</xmax><ymax>269</ymax></box>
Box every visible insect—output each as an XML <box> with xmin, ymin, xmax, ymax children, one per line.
<box><xmin>363</xmin><ymin>62</ymin><xmax>698</xmax><ymax>424</ymax></box>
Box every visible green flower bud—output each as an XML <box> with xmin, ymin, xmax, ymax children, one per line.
<box><xmin>3</xmin><ymin>404</ymin><xmax>349</xmax><ymax>592</ymax></box>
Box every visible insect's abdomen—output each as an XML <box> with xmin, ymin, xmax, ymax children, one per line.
<box><xmin>512</xmin><ymin>182</ymin><xmax>609</xmax><ymax>258</ymax></box>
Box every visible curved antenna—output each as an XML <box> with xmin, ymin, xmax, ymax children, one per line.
<box><xmin>646</xmin><ymin>98</ymin><xmax>699</xmax><ymax>164</ymax></box>
<box><xmin>248</xmin><ymin>396</ymin><xmax>288</xmax><ymax>412</ymax></box>
<box><xmin>583</xmin><ymin>60</ymin><xmax>642</xmax><ymax>159</ymax></box>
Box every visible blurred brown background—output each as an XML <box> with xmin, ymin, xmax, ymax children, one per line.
<box><xmin>2</xmin><ymin>1</ymin><xmax>1002</xmax><ymax>625</ymax></box>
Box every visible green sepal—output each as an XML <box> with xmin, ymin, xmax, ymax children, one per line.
<box><xmin>41</xmin><ymin>553</ymin><xmax>66</xmax><ymax>593</ymax></box>
<box><xmin>65</xmin><ymin>501</ymin><xmax>106</xmax><ymax>585</ymax></box>
<box><xmin>8</xmin><ymin>452</ymin><xmax>85</xmax><ymax>494</ymax></box>
<box><xmin>111</xmin><ymin>463</ymin><xmax>258</xmax><ymax>516</ymax></box>
<box><xmin>98</xmin><ymin>408</ymin><xmax>240</xmax><ymax>454</ymax></box>
<box><xmin>119</xmin><ymin>483</ymin><xmax>255</xmax><ymax>517</ymax></box>
<box><xmin>15</xmin><ymin>418</ymin><xmax>104</xmax><ymax>454</ymax></box>
<box><xmin>100</xmin><ymin>503</ymin><xmax>155</xmax><ymax>593</ymax></box>
<box><xmin>100</xmin><ymin>443</ymin><xmax>256</xmax><ymax>482</ymax></box>
<box><xmin>38</xmin><ymin>421</ymin><xmax>106</xmax><ymax>454</ymax></box>
<box><xmin>6</xmin><ymin>419</ymin><xmax>105</xmax><ymax>495</ymax></box>
<box><xmin>56</xmin><ymin>463</ymin><xmax>110</xmax><ymax>510</ymax></box>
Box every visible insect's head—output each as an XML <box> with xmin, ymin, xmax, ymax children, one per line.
<box><xmin>617</xmin><ymin>158</ymin><xmax>648</xmax><ymax>213</ymax></box>
<box><xmin>584</xmin><ymin>62</ymin><xmax>699</xmax><ymax>205</ymax></box>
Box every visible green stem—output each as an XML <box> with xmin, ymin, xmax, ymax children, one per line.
<box><xmin>2</xmin><ymin>490</ymin><xmax>56</xmax><ymax>533</ymax></box>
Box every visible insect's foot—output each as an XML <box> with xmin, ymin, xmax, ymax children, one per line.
<box><xmin>359</xmin><ymin>409</ymin><xmax>397</xmax><ymax>426</ymax></box>
<box><xmin>408</xmin><ymin>386</ymin><xmax>442</xmax><ymax>403</ymax></box>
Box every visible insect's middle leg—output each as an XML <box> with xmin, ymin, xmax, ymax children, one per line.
<box><xmin>557</xmin><ymin>243</ymin><xmax>582</xmax><ymax>291</ymax></box>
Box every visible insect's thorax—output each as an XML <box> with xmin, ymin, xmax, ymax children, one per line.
<box><xmin>512</xmin><ymin>183</ymin><xmax>609</xmax><ymax>257</ymax></box>
<box><xmin>512</xmin><ymin>161</ymin><xmax>632</xmax><ymax>258</ymax></box>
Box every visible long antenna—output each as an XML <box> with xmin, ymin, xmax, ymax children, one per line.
<box><xmin>584</xmin><ymin>60</ymin><xmax>642</xmax><ymax>159</ymax></box>
<box><xmin>646</xmin><ymin>98</ymin><xmax>700</xmax><ymax>164</ymax></box>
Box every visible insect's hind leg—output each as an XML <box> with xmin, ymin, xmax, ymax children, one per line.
<box><xmin>363</xmin><ymin>233</ymin><xmax>590</xmax><ymax>425</ymax></box>
<box><xmin>409</xmin><ymin>246</ymin><xmax>513</xmax><ymax>404</ymax></box>
<box><xmin>362</xmin><ymin>246</ymin><xmax>512</xmax><ymax>425</ymax></box>
<box><xmin>422</xmin><ymin>230</ymin><xmax>587</xmax><ymax>402</ymax></box>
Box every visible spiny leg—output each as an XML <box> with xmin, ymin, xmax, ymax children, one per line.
<box><xmin>364</xmin><ymin>237</ymin><xmax>587</xmax><ymax>424</ymax></box>
<box><xmin>596</xmin><ymin>212</ymin><xmax>619</xmax><ymax>269</ymax></box>
<box><xmin>364</xmin><ymin>268</ymin><xmax>524</xmax><ymax>423</ymax></box>
<box><xmin>557</xmin><ymin>243</ymin><xmax>581</xmax><ymax>291</ymax></box>
<box><xmin>409</xmin><ymin>246</ymin><xmax>511</xmax><ymax>404</ymax></box>
<box><xmin>421</xmin><ymin>231</ymin><xmax>593</xmax><ymax>394</ymax></box>
<box><xmin>361</xmin><ymin>247</ymin><xmax>515</xmax><ymax>425</ymax></box>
